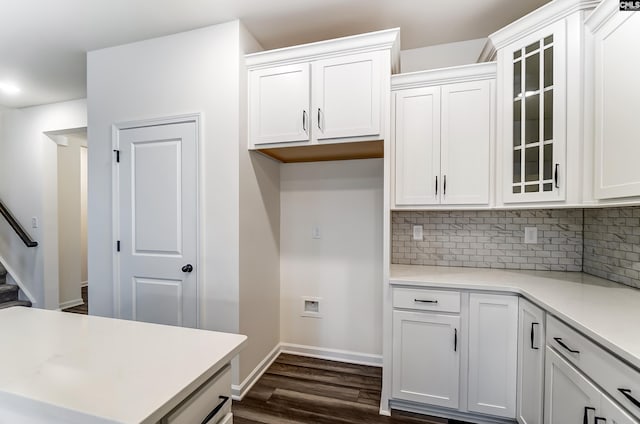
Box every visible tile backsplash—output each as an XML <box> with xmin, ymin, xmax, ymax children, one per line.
<box><xmin>583</xmin><ymin>207</ymin><xmax>640</xmax><ymax>289</ymax></box>
<box><xmin>392</xmin><ymin>210</ymin><xmax>583</xmax><ymax>271</ymax></box>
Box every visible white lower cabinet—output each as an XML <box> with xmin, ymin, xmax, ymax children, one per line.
<box><xmin>392</xmin><ymin>310</ymin><xmax>460</xmax><ymax>409</ymax></box>
<box><xmin>468</xmin><ymin>293</ymin><xmax>519</xmax><ymax>418</ymax></box>
<box><xmin>517</xmin><ymin>299</ymin><xmax>545</xmax><ymax>424</ymax></box>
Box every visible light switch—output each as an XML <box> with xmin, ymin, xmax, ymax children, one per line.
<box><xmin>413</xmin><ymin>225</ymin><xmax>423</xmax><ymax>241</ymax></box>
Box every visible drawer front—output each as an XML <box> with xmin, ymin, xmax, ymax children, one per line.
<box><xmin>547</xmin><ymin>315</ymin><xmax>640</xmax><ymax>419</ymax></box>
<box><xmin>393</xmin><ymin>288</ymin><xmax>460</xmax><ymax>313</ymax></box>
<box><xmin>164</xmin><ymin>365</ymin><xmax>232</xmax><ymax>424</ymax></box>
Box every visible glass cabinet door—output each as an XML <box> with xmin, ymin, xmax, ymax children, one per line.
<box><xmin>511</xmin><ymin>35</ymin><xmax>555</xmax><ymax>196</ymax></box>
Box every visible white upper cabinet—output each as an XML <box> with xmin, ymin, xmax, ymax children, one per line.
<box><xmin>246</xmin><ymin>29</ymin><xmax>399</xmax><ymax>150</ymax></box>
<box><xmin>249</xmin><ymin>63</ymin><xmax>310</xmax><ymax>145</ymax></box>
<box><xmin>312</xmin><ymin>52</ymin><xmax>382</xmax><ymax>141</ymax></box>
<box><xmin>485</xmin><ymin>0</ymin><xmax>599</xmax><ymax>206</ymax></box>
<box><xmin>586</xmin><ymin>0</ymin><xmax>640</xmax><ymax>200</ymax></box>
<box><xmin>392</xmin><ymin>63</ymin><xmax>496</xmax><ymax>208</ymax></box>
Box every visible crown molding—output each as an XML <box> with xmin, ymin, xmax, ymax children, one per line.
<box><xmin>246</xmin><ymin>28</ymin><xmax>400</xmax><ymax>70</ymax></box>
<box><xmin>585</xmin><ymin>0</ymin><xmax>620</xmax><ymax>32</ymax></box>
<box><xmin>488</xmin><ymin>0</ymin><xmax>601</xmax><ymax>50</ymax></box>
<box><xmin>477</xmin><ymin>39</ymin><xmax>497</xmax><ymax>63</ymax></box>
<box><xmin>391</xmin><ymin>62</ymin><xmax>497</xmax><ymax>91</ymax></box>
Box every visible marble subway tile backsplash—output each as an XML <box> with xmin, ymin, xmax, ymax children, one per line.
<box><xmin>583</xmin><ymin>207</ymin><xmax>640</xmax><ymax>289</ymax></box>
<box><xmin>392</xmin><ymin>209</ymin><xmax>583</xmax><ymax>271</ymax></box>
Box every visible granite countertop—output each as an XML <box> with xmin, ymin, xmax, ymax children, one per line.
<box><xmin>390</xmin><ymin>264</ymin><xmax>640</xmax><ymax>370</ymax></box>
<box><xmin>0</xmin><ymin>307</ymin><xmax>247</xmax><ymax>424</ymax></box>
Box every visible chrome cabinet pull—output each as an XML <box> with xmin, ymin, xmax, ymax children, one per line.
<box><xmin>554</xmin><ymin>337</ymin><xmax>580</xmax><ymax>354</ymax></box>
<box><xmin>302</xmin><ymin>110</ymin><xmax>307</xmax><ymax>132</ymax></box>
<box><xmin>583</xmin><ymin>406</ymin><xmax>595</xmax><ymax>424</ymax></box>
<box><xmin>454</xmin><ymin>328</ymin><xmax>458</xmax><ymax>352</ymax></box>
<box><xmin>531</xmin><ymin>322</ymin><xmax>540</xmax><ymax>350</ymax></box>
<box><xmin>317</xmin><ymin>108</ymin><xmax>323</xmax><ymax>131</ymax></box>
<box><xmin>443</xmin><ymin>175</ymin><xmax>447</xmax><ymax>196</ymax></box>
<box><xmin>554</xmin><ymin>163</ymin><xmax>560</xmax><ymax>189</ymax></box>
<box><xmin>435</xmin><ymin>176</ymin><xmax>438</xmax><ymax>195</ymax></box>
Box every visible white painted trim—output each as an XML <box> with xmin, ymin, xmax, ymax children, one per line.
<box><xmin>477</xmin><ymin>40</ymin><xmax>497</xmax><ymax>63</ymax></box>
<box><xmin>111</xmin><ymin>113</ymin><xmax>201</xmax><ymax>325</ymax></box>
<box><xmin>0</xmin><ymin>255</ymin><xmax>37</xmax><ymax>305</ymax></box>
<box><xmin>391</xmin><ymin>62</ymin><xmax>497</xmax><ymax>91</ymax></box>
<box><xmin>81</xmin><ymin>281</ymin><xmax>88</xmax><ymax>287</ymax></box>
<box><xmin>280</xmin><ymin>343</ymin><xmax>383</xmax><ymax>367</ymax></box>
<box><xmin>231</xmin><ymin>343</ymin><xmax>281</xmax><ymax>401</ymax></box>
<box><xmin>246</xmin><ymin>28</ymin><xmax>400</xmax><ymax>70</ymax></box>
<box><xmin>488</xmin><ymin>0</ymin><xmax>599</xmax><ymax>50</ymax></box>
<box><xmin>584</xmin><ymin>0</ymin><xmax>619</xmax><ymax>32</ymax></box>
<box><xmin>58</xmin><ymin>298</ymin><xmax>84</xmax><ymax>310</ymax></box>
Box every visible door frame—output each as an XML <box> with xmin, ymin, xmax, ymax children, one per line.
<box><xmin>111</xmin><ymin>113</ymin><xmax>201</xmax><ymax>326</ymax></box>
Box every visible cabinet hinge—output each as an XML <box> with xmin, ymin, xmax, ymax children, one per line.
<box><xmin>113</xmin><ymin>149</ymin><xmax>120</xmax><ymax>163</ymax></box>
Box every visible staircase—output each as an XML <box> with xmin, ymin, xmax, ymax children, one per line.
<box><xmin>0</xmin><ymin>263</ymin><xmax>31</xmax><ymax>309</ymax></box>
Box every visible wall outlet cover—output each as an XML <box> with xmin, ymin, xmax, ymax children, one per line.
<box><xmin>524</xmin><ymin>227</ymin><xmax>538</xmax><ymax>244</ymax></box>
<box><xmin>301</xmin><ymin>296</ymin><xmax>323</xmax><ymax>318</ymax></box>
<box><xmin>413</xmin><ymin>225</ymin><xmax>423</xmax><ymax>241</ymax></box>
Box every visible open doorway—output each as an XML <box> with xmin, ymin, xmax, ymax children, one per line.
<box><xmin>54</xmin><ymin>130</ymin><xmax>88</xmax><ymax>314</ymax></box>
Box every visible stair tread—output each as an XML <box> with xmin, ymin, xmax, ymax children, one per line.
<box><xmin>0</xmin><ymin>300</ymin><xmax>32</xmax><ymax>309</ymax></box>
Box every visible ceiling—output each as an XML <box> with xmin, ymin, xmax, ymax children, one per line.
<box><xmin>0</xmin><ymin>0</ymin><xmax>549</xmax><ymax>109</ymax></box>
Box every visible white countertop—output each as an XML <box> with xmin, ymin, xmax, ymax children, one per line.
<box><xmin>0</xmin><ymin>308</ymin><xmax>246</xmax><ymax>424</ymax></box>
<box><xmin>390</xmin><ymin>264</ymin><xmax>640</xmax><ymax>370</ymax></box>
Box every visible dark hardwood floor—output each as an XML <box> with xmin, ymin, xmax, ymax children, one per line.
<box><xmin>62</xmin><ymin>285</ymin><xmax>88</xmax><ymax>314</ymax></box>
<box><xmin>233</xmin><ymin>353</ymin><xmax>469</xmax><ymax>424</ymax></box>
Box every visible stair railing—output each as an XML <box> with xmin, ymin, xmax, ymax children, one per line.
<box><xmin>0</xmin><ymin>199</ymin><xmax>38</xmax><ymax>247</ymax></box>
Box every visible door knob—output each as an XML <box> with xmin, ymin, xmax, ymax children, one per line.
<box><xmin>181</xmin><ymin>264</ymin><xmax>193</xmax><ymax>273</ymax></box>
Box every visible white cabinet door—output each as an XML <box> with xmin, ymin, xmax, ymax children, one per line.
<box><xmin>394</xmin><ymin>87</ymin><xmax>441</xmax><ymax>206</ymax></box>
<box><xmin>501</xmin><ymin>21</ymin><xmax>567</xmax><ymax>203</ymax></box>
<box><xmin>600</xmin><ymin>393</ymin><xmax>640</xmax><ymax>424</ymax></box>
<box><xmin>468</xmin><ymin>294</ymin><xmax>518</xmax><ymax>418</ymax></box>
<box><xmin>544</xmin><ymin>347</ymin><xmax>601</xmax><ymax>424</ymax></box>
<box><xmin>441</xmin><ymin>80</ymin><xmax>492</xmax><ymax>205</ymax></box>
<box><xmin>392</xmin><ymin>310</ymin><xmax>460</xmax><ymax>409</ymax></box>
<box><xmin>249</xmin><ymin>63</ymin><xmax>310</xmax><ymax>146</ymax></box>
<box><xmin>517</xmin><ymin>299</ymin><xmax>545</xmax><ymax>424</ymax></box>
<box><xmin>592</xmin><ymin>9</ymin><xmax>640</xmax><ymax>199</ymax></box>
<box><xmin>312</xmin><ymin>51</ymin><xmax>381</xmax><ymax>141</ymax></box>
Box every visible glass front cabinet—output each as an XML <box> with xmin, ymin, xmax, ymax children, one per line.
<box><xmin>500</xmin><ymin>21</ymin><xmax>567</xmax><ymax>204</ymax></box>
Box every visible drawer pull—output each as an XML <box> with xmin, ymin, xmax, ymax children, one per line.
<box><xmin>201</xmin><ymin>395</ymin><xmax>229</xmax><ymax>424</ymax></box>
<box><xmin>530</xmin><ymin>322</ymin><xmax>540</xmax><ymax>350</ymax></box>
<box><xmin>414</xmin><ymin>299</ymin><xmax>438</xmax><ymax>304</ymax></box>
<box><xmin>619</xmin><ymin>388</ymin><xmax>640</xmax><ymax>409</ymax></box>
<box><xmin>554</xmin><ymin>337</ymin><xmax>580</xmax><ymax>354</ymax></box>
<box><xmin>584</xmin><ymin>406</ymin><xmax>595</xmax><ymax>424</ymax></box>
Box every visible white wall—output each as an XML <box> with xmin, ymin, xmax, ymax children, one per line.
<box><xmin>80</xmin><ymin>146</ymin><xmax>88</xmax><ymax>284</ymax></box>
<box><xmin>57</xmin><ymin>137</ymin><xmax>86</xmax><ymax>308</ymax></box>
<box><xmin>237</xmin><ymin>26</ymin><xmax>282</xmax><ymax>384</ymax></box>
<box><xmin>280</xmin><ymin>159</ymin><xmax>383</xmax><ymax>357</ymax></box>
<box><xmin>0</xmin><ymin>99</ymin><xmax>87</xmax><ymax>308</ymax></box>
<box><xmin>401</xmin><ymin>38</ymin><xmax>487</xmax><ymax>73</ymax></box>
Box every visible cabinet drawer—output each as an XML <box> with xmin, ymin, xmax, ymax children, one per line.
<box><xmin>393</xmin><ymin>288</ymin><xmax>460</xmax><ymax>313</ymax></box>
<box><xmin>163</xmin><ymin>365</ymin><xmax>232</xmax><ymax>424</ymax></box>
<box><xmin>547</xmin><ymin>315</ymin><xmax>640</xmax><ymax>418</ymax></box>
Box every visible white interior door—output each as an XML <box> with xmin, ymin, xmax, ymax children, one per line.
<box><xmin>117</xmin><ymin>120</ymin><xmax>198</xmax><ymax>328</ymax></box>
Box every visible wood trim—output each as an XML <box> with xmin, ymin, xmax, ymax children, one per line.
<box><xmin>257</xmin><ymin>140</ymin><xmax>383</xmax><ymax>163</ymax></box>
<box><xmin>391</xmin><ymin>63</ymin><xmax>497</xmax><ymax>91</ymax></box>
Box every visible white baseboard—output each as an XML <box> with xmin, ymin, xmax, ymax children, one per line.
<box><xmin>58</xmin><ymin>298</ymin><xmax>84</xmax><ymax>310</ymax></box>
<box><xmin>279</xmin><ymin>343</ymin><xmax>383</xmax><ymax>367</ymax></box>
<box><xmin>81</xmin><ymin>281</ymin><xmax>88</xmax><ymax>288</ymax></box>
<box><xmin>231</xmin><ymin>343</ymin><xmax>281</xmax><ymax>401</ymax></box>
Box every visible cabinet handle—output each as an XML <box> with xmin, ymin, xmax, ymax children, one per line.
<box><xmin>583</xmin><ymin>406</ymin><xmax>596</xmax><ymax>424</ymax></box>
<box><xmin>317</xmin><ymin>108</ymin><xmax>323</xmax><ymax>131</ymax></box>
<box><xmin>554</xmin><ymin>337</ymin><xmax>580</xmax><ymax>354</ymax></box>
<box><xmin>619</xmin><ymin>388</ymin><xmax>640</xmax><ymax>409</ymax></box>
<box><xmin>302</xmin><ymin>110</ymin><xmax>307</xmax><ymax>132</ymax></box>
<box><xmin>443</xmin><ymin>175</ymin><xmax>447</xmax><ymax>196</ymax></box>
<box><xmin>454</xmin><ymin>328</ymin><xmax>458</xmax><ymax>352</ymax></box>
<box><xmin>435</xmin><ymin>176</ymin><xmax>438</xmax><ymax>195</ymax></box>
<box><xmin>595</xmin><ymin>418</ymin><xmax>606</xmax><ymax>424</ymax></box>
<box><xmin>200</xmin><ymin>395</ymin><xmax>229</xmax><ymax>424</ymax></box>
<box><xmin>530</xmin><ymin>322</ymin><xmax>540</xmax><ymax>350</ymax></box>
<box><xmin>554</xmin><ymin>163</ymin><xmax>559</xmax><ymax>189</ymax></box>
<box><xmin>414</xmin><ymin>299</ymin><xmax>438</xmax><ymax>304</ymax></box>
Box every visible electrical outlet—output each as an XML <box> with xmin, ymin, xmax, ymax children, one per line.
<box><xmin>413</xmin><ymin>225</ymin><xmax>423</xmax><ymax>241</ymax></box>
<box><xmin>524</xmin><ymin>227</ymin><xmax>538</xmax><ymax>244</ymax></box>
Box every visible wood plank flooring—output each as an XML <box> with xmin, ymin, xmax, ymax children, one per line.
<box><xmin>62</xmin><ymin>286</ymin><xmax>88</xmax><ymax>314</ymax></box>
<box><xmin>233</xmin><ymin>353</ymin><xmax>470</xmax><ymax>424</ymax></box>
